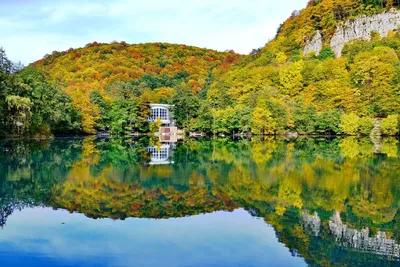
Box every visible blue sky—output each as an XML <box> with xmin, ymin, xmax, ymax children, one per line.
<box><xmin>1</xmin><ymin>0</ymin><xmax>308</xmax><ymax>64</ymax></box>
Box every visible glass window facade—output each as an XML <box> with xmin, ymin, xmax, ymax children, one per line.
<box><xmin>151</xmin><ymin>108</ymin><xmax>169</xmax><ymax>121</ymax></box>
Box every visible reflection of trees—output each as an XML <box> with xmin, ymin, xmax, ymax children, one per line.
<box><xmin>0</xmin><ymin>138</ymin><xmax>85</xmax><ymax>226</ymax></box>
<box><xmin>51</xmin><ymin>178</ymin><xmax>237</xmax><ymax>219</ymax></box>
<box><xmin>0</xmin><ymin>137</ymin><xmax>400</xmax><ymax>264</ymax></box>
<box><xmin>0</xmin><ymin>202</ymin><xmax>14</xmax><ymax>228</ymax></box>
<box><xmin>1</xmin><ymin>137</ymin><xmax>399</xmax><ymax>225</ymax></box>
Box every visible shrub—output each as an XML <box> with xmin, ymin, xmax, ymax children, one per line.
<box><xmin>150</xmin><ymin>118</ymin><xmax>162</xmax><ymax>134</ymax></box>
<box><xmin>340</xmin><ymin>113</ymin><xmax>359</xmax><ymax>135</ymax></box>
<box><xmin>381</xmin><ymin>115</ymin><xmax>399</xmax><ymax>136</ymax></box>
<box><xmin>358</xmin><ymin>117</ymin><xmax>374</xmax><ymax>135</ymax></box>
<box><xmin>293</xmin><ymin>105</ymin><xmax>317</xmax><ymax>135</ymax></box>
<box><xmin>315</xmin><ymin>110</ymin><xmax>341</xmax><ymax>135</ymax></box>
<box><xmin>33</xmin><ymin>123</ymin><xmax>52</xmax><ymax>139</ymax></box>
<box><xmin>318</xmin><ymin>47</ymin><xmax>336</xmax><ymax>60</ymax></box>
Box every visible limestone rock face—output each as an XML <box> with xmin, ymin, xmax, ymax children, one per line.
<box><xmin>303</xmin><ymin>30</ymin><xmax>323</xmax><ymax>56</ymax></box>
<box><xmin>331</xmin><ymin>9</ymin><xmax>400</xmax><ymax>57</ymax></box>
<box><xmin>303</xmin><ymin>9</ymin><xmax>400</xmax><ymax>57</ymax></box>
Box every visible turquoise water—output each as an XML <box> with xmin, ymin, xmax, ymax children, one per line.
<box><xmin>0</xmin><ymin>137</ymin><xmax>399</xmax><ymax>266</ymax></box>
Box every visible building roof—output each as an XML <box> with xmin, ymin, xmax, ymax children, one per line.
<box><xmin>148</xmin><ymin>103</ymin><xmax>174</xmax><ymax>108</ymax></box>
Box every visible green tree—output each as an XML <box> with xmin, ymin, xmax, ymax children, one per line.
<box><xmin>192</xmin><ymin>103</ymin><xmax>213</xmax><ymax>134</ymax></box>
<box><xmin>17</xmin><ymin>67</ymin><xmax>82</xmax><ymax>135</ymax></box>
<box><xmin>340</xmin><ymin>113</ymin><xmax>360</xmax><ymax>136</ymax></box>
<box><xmin>171</xmin><ymin>84</ymin><xmax>200</xmax><ymax>130</ymax></box>
<box><xmin>5</xmin><ymin>95</ymin><xmax>32</xmax><ymax>135</ymax></box>
<box><xmin>293</xmin><ymin>105</ymin><xmax>317</xmax><ymax>135</ymax></box>
<box><xmin>234</xmin><ymin>105</ymin><xmax>252</xmax><ymax>134</ymax></box>
<box><xmin>315</xmin><ymin>110</ymin><xmax>342</xmax><ymax>135</ymax></box>
<box><xmin>358</xmin><ymin>117</ymin><xmax>374</xmax><ymax>136</ymax></box>
<box><xmin>109</xmin><ymin>97</ymin><xmax>137</xmax><ymax>135</ymax></box>
<box><xmin>0</xmin><ymin>48</ymin><xmax>13</xmax><ymax>135</ymax></box>
<box><xmin>318</xmin><ymin>47</ymin><xmax>336</xmax><ymax>61</ymax></box>
<box><xmin>381</xmin><ymin>115</ymin><xmax>399</xmax><ymax>136</ymax></box>
<box><xmin>90</xmin><ymin>90</ymin><xmax>111</xmax><ymax>131</ymax></box>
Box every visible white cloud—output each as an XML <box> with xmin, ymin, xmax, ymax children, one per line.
<box><xmin>40</xmin><ymin>2</ymin><xmax>109</xmax><ymax>23</ymax></box>
<box><xmin>0</xmin><ymin>0</ymin><xmax>309</xmax><ymax>64</ymax></box>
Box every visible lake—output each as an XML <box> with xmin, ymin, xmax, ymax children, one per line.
<box><xmin>0</xmin><ymin>136</ymin><xmax>399</xmax><ymax>266</ymax></box>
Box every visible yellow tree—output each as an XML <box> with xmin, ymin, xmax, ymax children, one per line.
<box><xmin>350</xmin><ymin>47</ymin><xmax>399</xmax><ymax>116</ymax></box>
<box><xmin>251</xmin><ymin>107</ymin><xmax>277</xmax><ymax>135</ymax></box>
<box><xmin>340</xmin><ymin>113</ymin><xmax>360</xmax><ymax>136</ymax></box>
<box><xmin>279</xmin><ymin>60</ymin><xmax>304</xmax><ymax>96</ymax></box>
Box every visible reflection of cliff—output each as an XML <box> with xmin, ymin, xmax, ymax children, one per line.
<box><xmin>300</xmin><ymin>211</ymin><xmax>321</xmax><ymax>236</ymax></box>
<box><xmin>329</xmin><ymin>211</ymin><xmax>400</xmax><ymax>259</ymax></box>
<box><xmin>299</xmin><ymin>210</ymin><xmax>400</xmax><ymax>259</ymax></box>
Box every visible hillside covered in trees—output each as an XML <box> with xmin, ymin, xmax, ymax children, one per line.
<box><xmin>33</xmin><ymin>42</ymin><xmax>241</xmax><ymax>134</ymax></box>
<box><xmin>1</xmin><ymin>0</ymin><xmax>400</xmax><ymax>138</ymax></box>
<box><xmin>0</xmin><ymin>43</ymin><xmax>240</xmax><ymax>136</ymax></box>
<box><xmin>206</xmin><ymin>0</ymin><xmax>400</xmax><ymax>136</ymax></box>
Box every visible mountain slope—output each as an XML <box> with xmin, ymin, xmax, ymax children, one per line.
<box><xmin>33</xmin><ymin>42</ymin><xmax>241</xmax><ymax>133</ymax></box>
<box><xmin>206</xmin><ymin>0</ymin><xmax>400</xmax><ymax>136</ymax></box>
<box><xmin>25</xmin><ymin>0</ymin><xmax>400</xmax><ymax>137</ymax></box>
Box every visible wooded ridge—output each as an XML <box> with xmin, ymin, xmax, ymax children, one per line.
<box><xmin>1</xmin><ymin>0</ymin><xmax>400</xmax><ymax>138</ymax></box>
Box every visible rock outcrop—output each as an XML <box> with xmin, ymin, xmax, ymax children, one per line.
<box><xmin>304</xmin><ymin>9</ymin><xmax>400</xmax><ymax>57</ymax></box>
<box><xmin>303</xmin><ymin>31</ymin><xmax>323</xmax><ymax>56</ymax></box>
<box><xmin>331</xmin><ymin>9</ymin><xmax>400</xmax><ymax>57</ymax></box>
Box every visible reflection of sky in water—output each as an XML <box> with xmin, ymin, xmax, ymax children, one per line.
<box><xmin>0</xmin><ymin>208</ymin><xmax>306</xmax><ymax>267</ymax></box>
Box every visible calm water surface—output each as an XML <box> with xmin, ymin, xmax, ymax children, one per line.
<box><xmin>0</xmin><ymin>136</ymin><xmax>399</xmax><ymax>266</ymax></box>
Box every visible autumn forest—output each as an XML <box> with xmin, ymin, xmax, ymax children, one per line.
<box><xmin>1</xmin><ymin>0</ymin><xmax>400</xmax><ymax>138</ymax></box>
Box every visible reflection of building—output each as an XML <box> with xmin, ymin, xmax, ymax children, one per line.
<box><xmin>148</xmin><ymin>104</ymin><xmax>174</xmax><ymax>127</ymax></box>
<box><xmin>146</xmin><ymin>144</ymin><xmax>174</xmax><ymax>165</ymax></box>
<box><xmin>158</xmin><ymin>133</ymin><xmax>183</xmax><ymax>143</ymax></box>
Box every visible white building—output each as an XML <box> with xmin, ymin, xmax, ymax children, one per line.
<box><xmin>148</xmin><ymin>104</ymin><xmax>174</xmax><ymax>126</ymax></box>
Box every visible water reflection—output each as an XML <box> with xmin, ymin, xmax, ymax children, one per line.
<box><xmin>328</xmin><ymin>211</ymin><xmax>400</xmax><ymax>258</ymax></box>
<box><xmin>147</xmin><ymin>144</ymin><xmax>175</xmax><ymax>165</ymax></box>
<box><xmin>0</xmin><ymin>136</ymin><xmax>399</xmax><ymax>266</ymax></box>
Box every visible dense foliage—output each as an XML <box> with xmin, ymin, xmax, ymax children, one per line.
<box><xmin>2</xmin><ymin>0</ymin><xmax>400</xmax><ymax>137</ymax></box>
<box><xmin>33</xmin><ymin>42</ymin><xmax>240</xmax><ymax>134</ymax></box>
<box><xmin>0</xmin><ymin>48</ymin><xmax>81</xmax><ymax>137</ymax></box>
<box><xmin>201</xmin><ymin>0</ymin><xmax>400</xmax><ymax>136</ymax></box>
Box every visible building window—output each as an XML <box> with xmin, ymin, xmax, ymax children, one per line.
<box><xmin>151</xmin><ymin>107</ymin><xmax>168</xmax><ymax>121</ymax></box>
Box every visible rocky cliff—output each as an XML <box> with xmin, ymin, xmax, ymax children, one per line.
<box><xmin>304</xmin><ymin>9</ymin><xmax>400</xmax><ymax>57</ymax></box>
